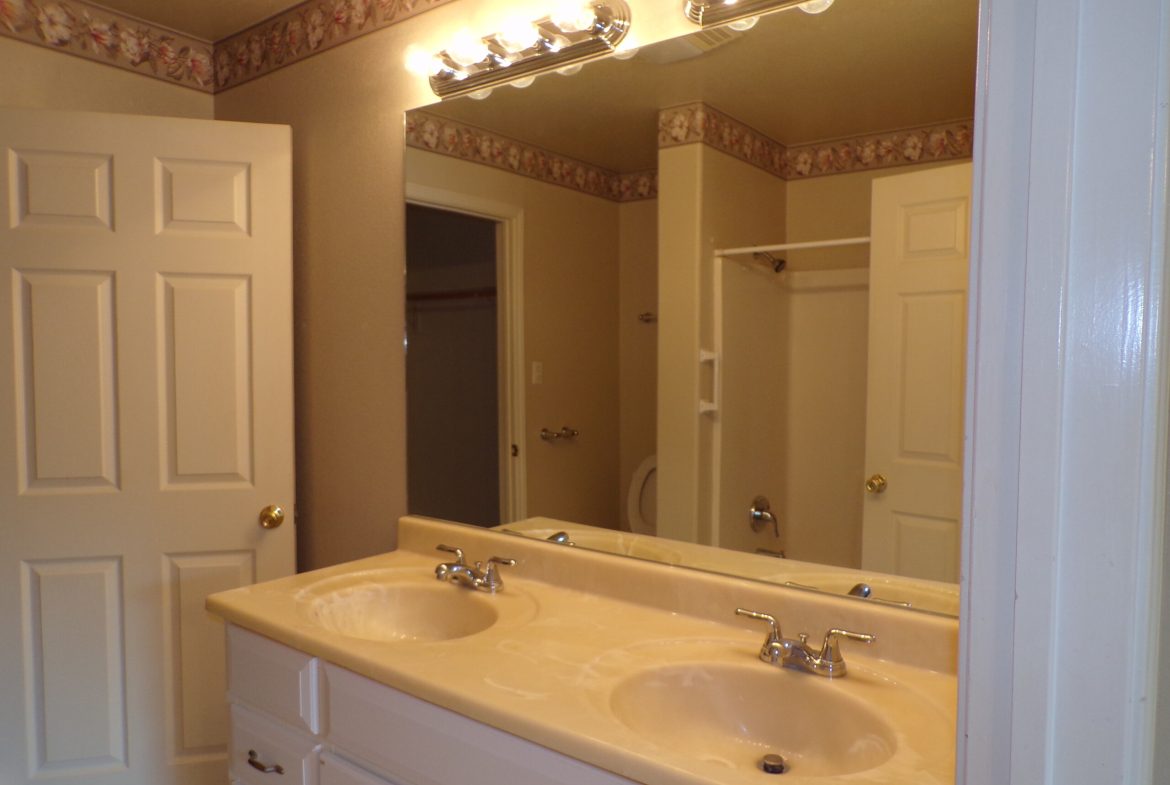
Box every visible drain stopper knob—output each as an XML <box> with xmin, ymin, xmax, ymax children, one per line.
<box><xmin>761</xmin><ymin>754</ymin><xmax>788</xmax><ymax>774</ymax></box>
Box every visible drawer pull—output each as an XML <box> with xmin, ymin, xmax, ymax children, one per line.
<box><xmin>247</xmin><ymin>749</ymin><xmax>285</xmax><ymax>775</ymax></box>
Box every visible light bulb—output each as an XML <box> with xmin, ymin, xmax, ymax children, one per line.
<box><xmin>510</xmin><ymin>75</ymin><xmax>536</xmax><ymax>88</ymax></box>
<box><xmin>728</xmin><ymin>15</ymin><xmax>758</xmax><ymax>30</ymax></box>
<box><xmin>556</xmin><ymin>63</ymin><xmax>583</xmax><ymax>76</ymax></box>
<box><xmin>404</xmin><ymin>45</ymin><xmax>446</xmax><ymax>76</ymax></box>
<box><xmin>468</xmin><ymin>87</ymin><xmax>494</xmax><ymax>100</ymax></box>
<box><xmin>550</xmin><ymin>2</ymin><xmax>597</xmax><ymax>33</ymax></box>
<box><xmin>447</xmin><ymin>31</ymin><xmax>490</xmax><ymax>67</ymax></box>
<box><xmin>798</xmin><ymin>0</ymin><xmax>834</xmax><ymax>13</ymax></box>
<box><xmin>611</xmin><ymin>46</ymin><xmax>639</xmax><ymax>60</ymax></box>
<box><xmin>497</xmin><ymin>18</ymin><xmax>540</xmax><ymax>53</ymax></box>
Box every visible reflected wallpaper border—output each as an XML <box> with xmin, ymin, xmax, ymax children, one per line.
<box><xmin>408</xmin><ymin>104</ymin><xmax>975</xmax><ymax>202</ymax></box>
<box><xmin>659</xmin><ymin>102</ymin><xmax>974</xmax><ymax>181</ymax></box>
<box><xmin>406</xmin><ymin>110</ymin><xmax>659</xmax><ymax>203</ymax></box>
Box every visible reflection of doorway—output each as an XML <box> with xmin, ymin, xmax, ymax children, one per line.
<box><xmin>405</xmin><ymin>205</ymin><xmax>500</xmax><ymax>525</ymax></box>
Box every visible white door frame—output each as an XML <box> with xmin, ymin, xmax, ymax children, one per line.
<box><xmin>961</xmin><ymin>0</ymin><xmax>1170</xmax><ymax>783</ymax></box>
<box><xmin>404</xmin><ymin>183</ymin><xmax>527</xmax><ymax>523</ymax></box>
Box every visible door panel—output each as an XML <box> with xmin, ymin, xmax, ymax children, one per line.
<box><xmin>0</xmin><ymin>107</ymin><xmax>294</xmax><ymax>785</ymax></box>
<box><xmin>22</xmin><ymin>557</ymin><xmax>127</xmax><ymax>777</ymax></box>
<box><xmin>15</xmin><ymin>270</ymin><xmax>120</xmax><ymax>491</ymax></box>
<box><xmin>161</xmin><ymin>274</ymin><xmax>254</xmax><ymax>486</ymax></box>
<box><xmin>862</xmin><ymin>163</ymin><xmax>971</xmax><ymax>582</ymax></box>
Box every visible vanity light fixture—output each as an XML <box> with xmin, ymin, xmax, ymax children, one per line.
<box><xmin>423</xmin><ymin>1</ymin><xmax>631</xmax><ymax>99</ymax></box>
<box><xmin>683</xmin><ymin>0</ymin><xmax>834</xmax><ymax>29</ymax></box>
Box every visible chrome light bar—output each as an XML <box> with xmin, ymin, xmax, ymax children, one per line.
<box><xmin>683</xmin><ymin>0</ymin><xmax>810</xmax><ymax>28</ymax></box>
<box><xmin>429</xmin><ymin>1</ymin><xmax>631</xmax><ymax>99</ymax></box>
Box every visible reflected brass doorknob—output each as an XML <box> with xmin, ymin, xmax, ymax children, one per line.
<box><xmin>259</xmin><ymin>505</ymin><xmax>285</xmax><ymax>529</ymax></box>
<box><xmin>865</xmin><ymin>474</ymin><xmax>888</xmax><ymax>494</ymax></box>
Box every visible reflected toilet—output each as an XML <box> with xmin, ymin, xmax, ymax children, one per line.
<box><xmin>626</xmin><ymin>455</ymin><xmax>657</xmax><ymax>535</ymax></box>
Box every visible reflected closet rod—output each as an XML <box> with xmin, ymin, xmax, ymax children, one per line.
<box><xmin>715</xmin><ymin>236</ymin><xmax>871</xmax><ymax>256</ymax></box>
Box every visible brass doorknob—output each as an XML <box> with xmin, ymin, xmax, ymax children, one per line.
<box><xmin>258</xmin><ymin>505</ymin><xmax>285</xmax><ymax>529</ymax></box>
<box><xmin>865</xmin><ymin>474</ymin><xmax>888</xmax><ymax>494</ymax></box>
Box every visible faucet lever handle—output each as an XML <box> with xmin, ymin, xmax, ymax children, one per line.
<box><xmin>819</xmin><ymin>628</ymin><xmax>876</xmax><ymax>663</ymax></box>
<box><xmin>735</xmin><ymin>608</ymin><xmax>782</xmax><ymax>642</ymax></box>
<box><xmin>435</xmin><ymin>544</ymin><xmax>465</xmax><ymax>565</ymax></box>
<box><xmin>480</xmin><ymin>556</ymin><xmax>515</xmax><ymax>592</ymax></box>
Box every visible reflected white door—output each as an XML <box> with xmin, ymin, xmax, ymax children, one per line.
<box><xmin>861</xmin><ymin>162</ymin><xmax>971</xmax><ymax>581</ymax></box>
<box><xmin>0</xmin><ymin>108</ymin><xmax>294</xmax><ymax>785</ymax></box>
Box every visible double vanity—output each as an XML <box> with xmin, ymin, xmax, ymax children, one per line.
<box><xmin>208</xmin><ymin>517</ymin><xmax>957</xmax><ymax>785</ymax></box>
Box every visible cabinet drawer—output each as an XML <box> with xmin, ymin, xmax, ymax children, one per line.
<box><xmin>228</xmin><ymin>624</ymin><xmax>320</xmax><ymax>733</ymax></box>
<box><xmin>319</xmin><ymin>752</ymin><xmax>402</xmax><ymax>785</ymax></box>
<box><xmin>231</xmin><ymin>704</ymin><xmax>321</xmax><ymax>785</ymax></box>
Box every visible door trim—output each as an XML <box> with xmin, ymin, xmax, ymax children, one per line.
<box><xmin>404</xmin><ymin>183</ymin><xmax>527</xmax><ymax>523</ymax></box>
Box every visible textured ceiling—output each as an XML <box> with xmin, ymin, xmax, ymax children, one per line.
<box><xmin>93</xmin><ymin>0</ymin><xmax>295</xmax><ymax>41</ymax></box>
<box><xmin>417</xmin><ymin>0</ymin><xmax>979</xmax><ymax>172</ymax></box>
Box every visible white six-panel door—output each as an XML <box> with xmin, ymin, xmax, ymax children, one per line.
<box><xmin>0</xmin><ymin>108</ymin><xmax>295</xmax><ymax>785</ymax></box>
<box><xmin>861</xmin><ymin>162</ymin><xmax>971</xmax><ymax>582</ymax></box>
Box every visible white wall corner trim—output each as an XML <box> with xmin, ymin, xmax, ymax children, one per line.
<box><xmin>961</xmin><ymin>1</ymin><xmax>1170</xmax><ymax>785</ymax></box>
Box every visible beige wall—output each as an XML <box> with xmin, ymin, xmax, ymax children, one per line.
<box><xmin>617</xmin><ymin>199</ymin><xmax>657</xmax><ymax>529</ymax></box>
<box><xmin>0</xmin><ymin>38</ymin><xmax>212</xmax><ymax>118</ymax></box>
<box><xmin>214</xmin><ymin>29</ymin><xmax>416</xmax><ymax>569</ymax></box>
<box><xmin>404</xmin><ymin>148</ymin><xmax>623</xmax><ymax>530</ymax></box>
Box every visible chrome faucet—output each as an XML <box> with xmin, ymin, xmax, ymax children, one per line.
<box><xmin>434</xmin><ymin>545</ymin><xmax>515</xmax><ymax>593</ymax></box>
<box><xmin>735</xmin><ymin>608</ymin><xmax>875</xmax><ymax>678</ymax></box>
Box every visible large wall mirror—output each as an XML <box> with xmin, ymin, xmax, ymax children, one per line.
<box><xmin>402</xmin><ymin>0</ymin><xmax>978</xmax><ymax>616</ymax></box>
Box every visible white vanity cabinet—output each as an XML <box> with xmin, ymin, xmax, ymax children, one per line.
<box><xmin>225</xmin><ymin>625</ymin><xmax>636</xmax><ymax>785</ymax></box>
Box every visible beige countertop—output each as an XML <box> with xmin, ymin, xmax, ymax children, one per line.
<box><xmin>208</xmin><ymin>516</ymin><xmax>957</xmax><ymax>785</ymax></box>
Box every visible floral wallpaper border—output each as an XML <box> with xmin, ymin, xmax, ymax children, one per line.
<box><xmin>0</xmin><ymin>0</ymin><xmax>216</xmax><ymax>92</ymax></box>
<box><xmin>213</xmin><ymin>0</ymin><xmax>455</xmax><ymax>92</ymax></box>
<box><xmin>409</xmin><ymin>105</ymin><xmax>973</xmax><ymax>203</ymax></box>
<box><xmin>658</xmin><ymin>102</ymin><xmax>974</xmax><ymax>180</ymax></box>
<box><xmin>659</xmin><ymin>102</ymin><xmax>789</xmax><ymax>179</ymax></box>
<box><xmin>785</xmin><ymin>119</ymin><xmax>974</xmax><ymax>178</ymax></box>
<box><xmin>0</xmin><ymin>0</ymin><xmax>455</xmax><ymax>93</ymax></box>
<box><xmin>405</xmin><ymin>110</ymin><xmax>659</xmax><ymax>203</ymax></box>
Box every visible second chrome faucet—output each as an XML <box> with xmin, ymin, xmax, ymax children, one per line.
<box><xmin>434</xmin><ymin>544</ymin><xmax>516</xmax><ymax>593</ymax></box>
<box><xmin>735</xmin><ymin>607</ymin><xmax>875</xmax><ymax>678</ymax></box>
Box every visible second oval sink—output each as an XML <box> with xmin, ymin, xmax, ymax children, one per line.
<box><xmin>299</xmin><ymin>571</ymin><xmax>501</xmax><ymax>643</ymax></box>
<box><xmin>609</xmin><ymin>662</ymin><xmax>898</xmax><ymax>777</ymax></box>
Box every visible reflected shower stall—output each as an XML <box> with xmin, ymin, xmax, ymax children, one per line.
<box><xmin>710</xmin><ymin>241</ymin><xmax>870</xmax><ymax>568</ymax></box>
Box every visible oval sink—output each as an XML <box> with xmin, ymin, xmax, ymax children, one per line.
<box><xmin>609</xmin><ymin>663</ymin><xmax>897</xmax><ymax>776</ymax></box>
<box><xmin>299</xmin><ymin>572</ymin><xmax>499</xmax><ymax>643</ymax></box>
